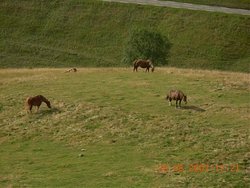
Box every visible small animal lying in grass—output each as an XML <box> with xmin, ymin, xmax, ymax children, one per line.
<box><xmin>65</xmin><ymin>68</ymin><xmax>77</xmax><ymax>73</ymax></box>
<box><xmin>25</xmin><ymin>95</ymin><xmax>51</xmax><ymax>113</ymax></box>
<box><xmin>166</xmin><ymin>90</ymin><xmax>187</xmax><ymax>108</ymax></box>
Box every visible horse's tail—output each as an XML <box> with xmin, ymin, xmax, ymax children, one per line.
<box><xmin>25</xmin><ymin>97</ymin><xmax>31</xmax><ymax>111</ymax></box>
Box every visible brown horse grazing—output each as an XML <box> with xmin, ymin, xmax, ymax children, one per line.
<box><xmin>65</xmin><ymin>68</ymin><xmax>77</xmax><ymax>73</ymax></box>
<box><xmin>25</xmin><ymin>95</ymin><xmax>51</xmax><ymax>112</ymax></box>
<box><xmin>166</xmin><ymin>90</ymin><xmax>187</xmax><ymax>108</ymax></box>
<box><xmin>133</xmin><ymin>59</ymin><xmax>154</xmax><ymax>72</ymax></box>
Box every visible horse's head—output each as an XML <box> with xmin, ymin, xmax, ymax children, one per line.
<box><xmin>151</xmin><ymin>66</ymin><xmax>154</xmax><ymax>72</ymax></box>
<box><xmin>166</xmin><ymin>95</ymin><xmax>170</xmax><ymax>100</ymax></box>
<box><xmin>147</xmin><ymin>60</ymin><xmax>154</xmax><ymax>72</ymax></box>
<box><xmin>183</xmin><ymin>95</ymin><xmax>187</xmax><ymax>104</ymax></box>
<box><xmin>47</xmin><ymin>101</ymin><xmax>51</xmax><ymax>108</ymax></box>
<box><xmin>39</xmin><ymin>95</ymin><xmax>51</xmax><ymax>108</ymax></box>
<box><xmin>46</xmin><ymin>101</ymin><xmax>51</xmax><ymax>108</ymax></box>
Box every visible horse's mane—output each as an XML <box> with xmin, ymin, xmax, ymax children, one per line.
<box><xmin>39</xmin><ymin>95</ymin><xmax>50</xmax><ymax>104</ymax></box>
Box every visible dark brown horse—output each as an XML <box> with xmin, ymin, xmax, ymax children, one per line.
<box><xmin>133</xmin><ymin>59</ymin><xmax>154</xmax><ymax>72</ymax></box>
<box><xmin>25</xmin><ymin>95</ymin><xmax>51</xmax><ymax>112</ymax></box>
<box><xmin>166</xmin><ymin>90</ymin><xmax>187</xmax><ymax>108</ymax></box>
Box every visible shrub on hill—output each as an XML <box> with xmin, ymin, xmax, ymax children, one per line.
<box><xmin>123</xmin><ymin>29</ymin><xmax>171</xmax><ymax>66</ymax></box>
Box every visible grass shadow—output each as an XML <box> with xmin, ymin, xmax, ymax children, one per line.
<box><xmin>33</xmin><ymin>107</ymin><xmax>62</xmax><ymax>117</ymax></box>
<box><xmin>181</xmin><ymin>105</ymin><xmax>206</xmax><ymax>112</ymax></box>
<box><xmin>45</xmin><ymin>107</ymin><xmax>61</xmax><ymax>113</ymax></box>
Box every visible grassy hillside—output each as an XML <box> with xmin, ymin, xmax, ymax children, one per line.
<box><xmin>161</xmin><ymin>0</ymin><xmax>250</xmax><ymax>10</ymax></box>
<box><xmin>0</xmin><ymin>68</ymin><xmax>249</xmax><ymax>187</ymax></box>
<box><xmin>0</xmin><ymin>0</ymin><xmax>249</xmax><ymax>72</ymax></box>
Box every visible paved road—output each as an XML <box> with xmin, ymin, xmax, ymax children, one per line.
<box><xmin>102</xmin><ymin>0</ymin><xmax>250</xmax><ymax>16</ymax></box>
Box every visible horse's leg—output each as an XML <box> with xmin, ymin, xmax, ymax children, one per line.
<box><xmin>175</xmin><ymin>100</ymin><xmax>178</xmax><ymax>108</ymax></box>
<box><xmin>169</xmin><ymin>99</ymin><xmax>172</xmax><ymax>106</ymax></box>
<box><xmin>179</xmin><ymin>100</ymin><xmax>182</xmax><ymax>108</ymax></box>
<box><xmin>134</xmin><ymin>66</ymin><xmax>138</xmax><ymax>72</ymax></box>
<box><xmin>29</xmin><ymin>105</ymin><xmax>33</xmax><ymax>113</ymax></box>
<box><xmin>36</xmin><ymin>105</ymin><xmax>40</xmax><ymax>112</ymax></box>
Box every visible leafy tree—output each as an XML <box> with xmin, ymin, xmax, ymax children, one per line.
<box><xmin>123</xmin><ymin>29</ymin><xmax>171</xmax><ymax>66</ymax></box>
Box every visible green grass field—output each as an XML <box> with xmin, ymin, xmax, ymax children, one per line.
<box><xmin>0</xmin><ymin>68</ymin><xmax>249</xmax><ymax>187</ymax></box>
<box><xmin>161</xmin><ymin>0</ymin><xmax>250</xmax><ymax>9</ymax></box>
<box><xmin>0</xmin><ymin>0</ymin><xmax>250</xmax><ymax>72</ymax></box>
<box><xmin>0</xmin><ymin>0</ymin><xmax>249</xmax><ymax>186</ymax></box>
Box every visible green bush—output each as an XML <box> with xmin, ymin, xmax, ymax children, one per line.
<box><xmin>123</xmin><ymin>29</ymin><xmax>171</xmax><ymax>66</ymax></box>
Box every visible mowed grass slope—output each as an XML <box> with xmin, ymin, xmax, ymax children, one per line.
<box><xmin>161</xmin><ymin>0</ymin><xmax>250</xmax><ymax>9</ymax></box>
<box><xmin>0</xmin><ymin>0</ymin><xmax>250</xmax><ymax>72</ymax></box>
<box><xmin>0</xmin><ymin>68</ymin><xmax>249</xmax><ymax>187</ymax></box>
